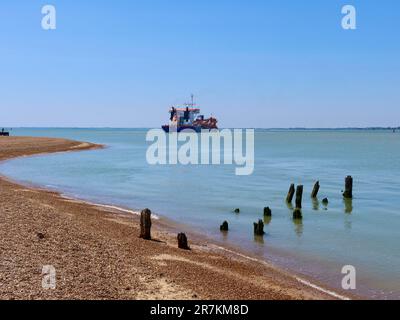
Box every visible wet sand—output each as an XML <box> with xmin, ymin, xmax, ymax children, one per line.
<box><xmin>0</xmin><ymin>136</ymin><xmax>351</xmax><ymax>300</ymax></box>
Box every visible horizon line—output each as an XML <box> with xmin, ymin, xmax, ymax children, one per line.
<box><xmin>3</xmin><ymin>126</ymin><xmax>400</xmax><ymax>130</ymax></box>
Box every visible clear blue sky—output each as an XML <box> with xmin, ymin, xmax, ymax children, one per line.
<box><xmin>1</xmin><ymin>0</ymin><xmax>400</xmax><ymax>128</ymax></box>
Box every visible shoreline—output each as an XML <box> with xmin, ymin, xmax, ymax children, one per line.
<box><xmin>0</xmin><ymin>136</ymin><xmax>355</xmax><ymax>300</ymax></box>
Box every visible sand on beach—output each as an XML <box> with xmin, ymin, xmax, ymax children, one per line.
<box><xmin>0</xmin><ymin>136</ymin><xmax>347</xmax><ymax>300</ymax></box>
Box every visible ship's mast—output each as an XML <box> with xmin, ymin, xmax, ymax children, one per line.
<box><xmin>191</xmin><ymin>94</ymin><xmax>194</xmax><ymax>106</ymax></box>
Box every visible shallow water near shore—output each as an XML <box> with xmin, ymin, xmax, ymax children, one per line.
<box><xmin>1</xmin><ymin>128</ymin><xmax>400</xmax><ymax>299</ymax></box>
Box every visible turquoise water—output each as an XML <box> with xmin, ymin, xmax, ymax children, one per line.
<box><xmin>1</xmin><ymin>128</ymin><xmax>400</xmax><ymax>299</ymax></box>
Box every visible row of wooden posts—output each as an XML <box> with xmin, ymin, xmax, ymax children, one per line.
<box><xmin>139</xmin><ymin>208</ymin><xmax>190</xmax><ymax>250</ymax></box>
<box><xmin>139</xmin><ymin>176</ymin><xmax>354</xmax><ymax>246</ymax></box>
<box><xmin>224</xmin><ymin>175</ymin><xmax>354</xmax><ymax>236</ymax></box>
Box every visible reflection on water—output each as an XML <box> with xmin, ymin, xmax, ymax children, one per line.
<box><xmin>253</xmin><ymin>234</ymin><xmax>265</xmax><ymax>244</ymax></box>
<box><xmin>344</xmin><ymin>216</ymin><xmax>352</xmax><ymax>231</ymax></box>
<box><xmin>344</xmin><ymin>198</ymin><xmax>353</xmax><ymax>214</ymax></box>
<box><xmin>293</xmin><ymin>218</ymin><xmax>303</xmax><ymax>237</ymax></box>
<box><xmin>286</xmin><ymin>201</ymin><xmax>294</xmax><ymax>211</ymax></box>
<box><xmin>220</xmin><ymin>230</ymin><xmax>229</xmax><ymax>240</ymax></box>
<box><xmin>263</xmin><ymin>215</ymin><xmax>272</xmax><ymax>225</ymax></box>
<box><xmin>312</xmin><ymin>198</ymin><xmax>320</xmax><ymax>211</ymax></box>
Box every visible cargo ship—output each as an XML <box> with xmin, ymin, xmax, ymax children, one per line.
<box><xmin>162</xmin><ymin>95</ymin><xmax>218</xmax><ymax>133</ymax></box>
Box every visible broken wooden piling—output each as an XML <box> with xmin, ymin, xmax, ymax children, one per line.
<box><xmin>177</xmin><ymin>233</ymin><xmax>190</xmax><ymax>250</ymax></box>
<box><xmin>343</xmin><ymin>176</ymin><xmax>353</xmax><ymax>199</ymax></box>
<box><xmin>292</xmin><ymin>185</ymin><xmax>304</xmax><ymax>219</ymax></box>
<box><xmin>295</xmin><ymin>185</ymin><xmax>303</xmax><ymax>209</ymax></box>
<box><xmin>253</xmin><ymin>219</ymin><xmax>265</xmax><ymax>236</ymax></box>
<box><xmin>293</xmin><ymin>208</ymin><xmax>302</xmax><ymax>219</ymax></box>
<box><xmin>220</xmin><ymin>221</ymin><xmax>229</xmax><ymax>231</ymax></box>
<box><xmin>139</xmin><ymin>208</ymin><xmax>152</xmax><ymax>240</ymax></box>
<box><xmin>286</xmin><ymin>184</ymin><xmax>295</xmax><ymax>203</ymax></box>
<box><xmin>263</xmin><ymin>207</ymin><xmax>272</xmax><ymax>217</ymax></box>
<box><xmin>311</xmin><ymin>181</ymin><xmax>320</xmax><ymax>198</ymax></box>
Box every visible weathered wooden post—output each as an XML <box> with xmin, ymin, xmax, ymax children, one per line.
<box><xmin>295</xmin><ymin>185</ymin><xmax>303</xmax><ymax>209</ymax></box>
<box><xmin>343</xmin><ymin>176</ymin><xmax>353</xmax><ymax>199</ymax></box>
<box><xmin>177</xmin><ymin>233</ymin><xmax>190</xmax><ymax>250</ymax></box>
<box><xmin>286</xmin><ymin>184</ymin><xmax>295</xmax><ymax>202</ymax></box>
<box><xmin>220</xmin><ymin>221</ymin><xmax>229</xmax><ymax>231</ymax></box>
<box><xmin>292</xmin><ymin>185</ymin><xmax>304</xmax><ymax>219</ymax></box>
<box><xmin>139</xmin><ymin>208</ymin><xmax>152</xmax><ymax>240</ymax></box>
<box><xmin>293</xmin><ymin>208</ymin><xmax>302</xmax><ymax>219</ymax></box>
<box><xmin>311</xmin><ymin>181</ymin><xmax>320</xmax><ymax>198</ymax></box>
<box><xmin>263</xmin><ymin>207</ymin><xmax>272</xmax><ymax>217</ymax></box>
<box><xmin>253</xmin><ymin>219</ymin><xmax>265</xmax><ymax>236</ymax></box>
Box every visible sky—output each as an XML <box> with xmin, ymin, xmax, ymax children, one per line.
<box><xmin>1</xmin><ymin>0</ymin><xmax>400</xmax><ymax>128</ymax></box>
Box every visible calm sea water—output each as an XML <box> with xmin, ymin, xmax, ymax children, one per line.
<box><xmin>1</xmin><ymin>128</ymin><xmax>400</xmax><ymax>299</ymax></box>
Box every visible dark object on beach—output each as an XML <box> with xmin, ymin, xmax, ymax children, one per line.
<box><xmin>295</xmin><ymin>185</ymin><xmax>303</xmax><ymax>209</ymax></box>
<box><xmin>139</xmin><ymin>208</ymin><xmax>152</xmax><ymax>240</ymax></box>
<box><xmin>177</xmin><ymin>233</ymin><xmax>190</xmax><ymax>250</ymax></box>
<box><xmin>253</xmin><ymin>219</ymin><xmax>265</xmax><ymax>236</ymax></box>
<box><xmin>263</xmin><ymin>207</ymin><xmax>272</xmax><ymax>217</ymax></box>
<box><xmin>293</xmin><ymin>208</ymin><xmax>302</xmax><ymax>219</ymax></box>
<box><xmin>343</xmin><ymin>176</ymin><xmax>353</xmax><ymax>199</ymax></box>
<box><xmin>36</xmin><ymin>232</ymin><xmax>45</xmax><ymax>240</ymax></box>
<box><xmin>286</xmin><ymin>184</ymin><xmax>295</xmax><ymax>203</ymax></box>
<box><xmin>311</xmin><ymin>181</ymin><xmax>320</xmax><ymax>198</ymax></box>
<box><xmin>234</xmin><ymin>208</ymin><xmax>240</xmax><ymax>213</ymax></box>
<box><xmin>0</xmin><ymin>128</ymin><xmax>10</xmax><ymax>136</ymax></box>
<box><xmin>220</xmin><ymin>221</ymin><xmax>229</xmax><ymax>231</ymax></box>
<box><xmin>322</xmin><ymin>198</ymin><xmax>329</xmax><ymax>205</ymax></box>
